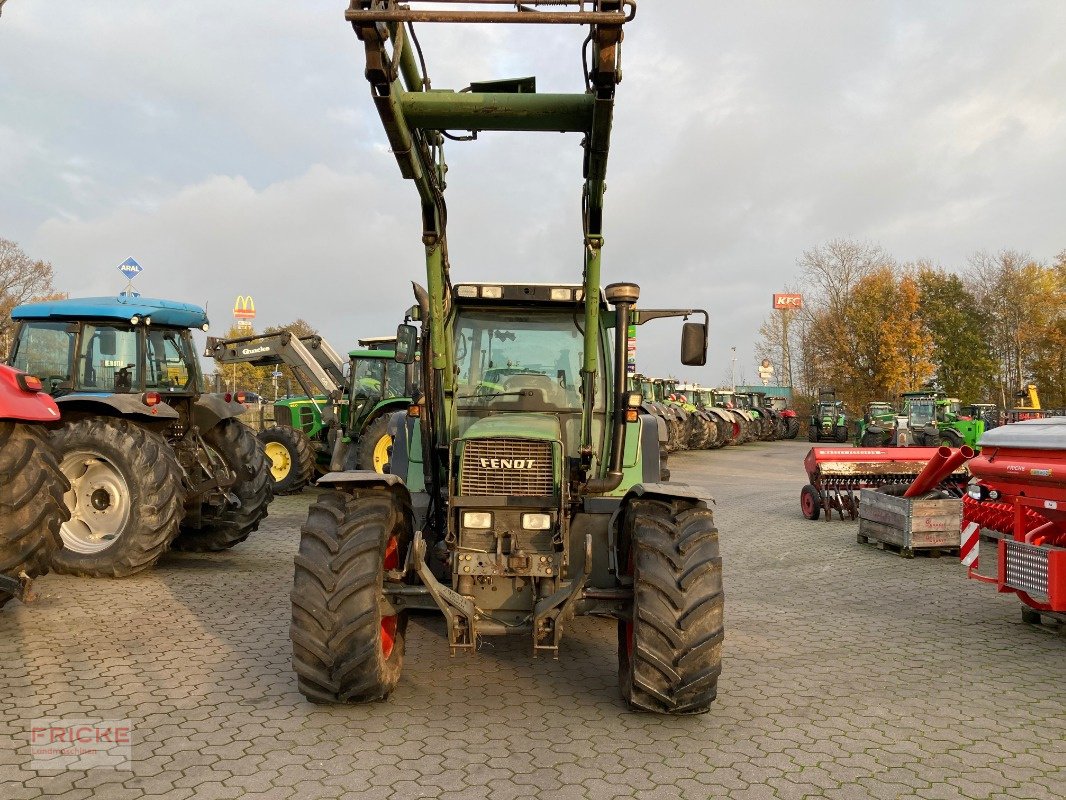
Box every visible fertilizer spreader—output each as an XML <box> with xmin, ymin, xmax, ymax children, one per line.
<box><xmin>962</xmin><ymin>418</ymin><xmax>1066</xmax><ymax>618</ymax></box>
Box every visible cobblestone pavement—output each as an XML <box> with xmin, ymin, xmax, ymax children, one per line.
<box><xmin>2</xmin><ymin>441</ymin><xmax>1063</xmax><ymax>799</ymax></box>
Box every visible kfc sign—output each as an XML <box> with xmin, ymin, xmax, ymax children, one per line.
<box><xmin>773</xmin><ymin>293</ymin><xmax>803</xmax><ymax>310</ymax></box>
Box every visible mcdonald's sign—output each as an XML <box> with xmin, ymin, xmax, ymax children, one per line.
<box><xmin>233</xmin><ymin>295</ymin><xmax>256</xmax><ymax>321</ymax></box>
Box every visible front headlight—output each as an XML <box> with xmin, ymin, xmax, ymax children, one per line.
<box><xmin>522</xmin><ymin>513</ymin><xmax>551</xmax><ymax>531</ymax></box>
<box><xmin>966</xmin><ymin>484</ymin><xmax>984</xmax><ymax>501</ymax></box>
<box><xmin>462</xmin><ymin>511</ymin><xmax>492</xmax><ymax>529</ymax></box>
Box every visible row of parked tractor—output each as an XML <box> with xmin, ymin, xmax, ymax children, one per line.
<box><xmin>807</xmin><ymin>385</ymin><xmax>1055</xmax><ymax>450</ymax></box>
<box><xmin>630</xmin><ymin>375</ymin><xmax>801</xmax><ymax>452</ymax></box>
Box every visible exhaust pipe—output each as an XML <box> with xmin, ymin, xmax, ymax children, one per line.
<box><xmin>904</xmin><ymin>445</ymin><xmax>975</xmax><ymax>498</ymax></box>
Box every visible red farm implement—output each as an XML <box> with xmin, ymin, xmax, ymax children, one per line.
<box><xmin>962</xmin><ymin>418</ymin><xmax>1066</xmax><ymax>619</ymax></box>
<box><xmin>801</xmin><ymin>446</ymin><xmax>971</xmax><ymax>521</ymax></box>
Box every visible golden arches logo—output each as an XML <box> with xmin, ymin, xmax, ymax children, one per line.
<box><xmin>233</xmin><ymin>295</ymin><xmax>256</xmax><ymax>320</ymax></box>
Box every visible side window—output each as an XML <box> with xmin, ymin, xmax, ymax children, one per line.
<box><xmin>10</xmin><ymin>322</ymin><xmax>75</xmax><ymax>390</ymax></box>
<box><xmin>78</xmin><ymin>325</ymin><xmax>139</xmax><ymax>392</ymax></box>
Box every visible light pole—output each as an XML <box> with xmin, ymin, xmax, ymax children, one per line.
<box><xmin>731</xmin><ymin>346</ymin><xmax>737</xmax><ymax>390</ymax></box>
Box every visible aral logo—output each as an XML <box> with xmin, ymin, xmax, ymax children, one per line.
<box><xmin>240</xmin><ymin>346</ymin><xmax>272</xmax><ymax>356</ymax></box>
<box><xmin>479</xmin><ymin>458</ymin><xmax>535</xmax><ymax>470</ymax></box>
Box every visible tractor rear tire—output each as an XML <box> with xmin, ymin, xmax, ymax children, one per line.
<box><xmin>50</xmin><ymin>417</ymin><xmax>184</xmax><ymax>578</ymax></box>
<box><xmin>1</xmin><ymin>421</ymin><xmax>68</xmax><ymax>607</ymax></box>
<box><xmin>356</xmin><ymin>415</ymin><xmax>393</xmax><ymax>473</ymax></box>
<box><xmin>174</xmin><ymin>419</ymin><xmax>273</xmax><ymax>552</ymax></box>
<box><xmin>258</xmin><ymin>426</ymin><xmax>316</xmax><ymax>495</ymax></box>
<box><xmin>784</xmin><ymin>418</ymin><xmax>800</xmax><ymax>439</ymax></box>
<box><xmin>800</xmin><ymin>484</ymin><xmax>822</xmax><ymax>520</ymax></box>
<box><xmin>618</xmin><ymin>497</ymin><xmax>724</xmax><ymax>714</ymax></box>
<box><xmin>290</xmin><ymin>488</ymin><xmax>412</xmax><ymax>703</ymax></box>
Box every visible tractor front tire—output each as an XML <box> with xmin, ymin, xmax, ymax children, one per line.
<box><xmin>50</xmin><ymin>417</ymin><xmax>184</xmax><ymax>578</ymax></box>
<box><xmin>807</xmin><ymin>424</ymin><xmax>818</xmax><ymax>443</ymax></box>
<box><xmin>834</xmin><ymin>425</ymin><xmax>849</xmax><ymax>443</ymax></box>
<box><xmin>174</xmin><ymin>419</ymin><xmax>273</xmax><ymax>552</ymax></box>
<box><xmin>939</xmin><ymin>429</ymin><xmax>964</xmax><ymax>448</ymax></box>
<box><xmin>618</xmin><ymin>497</ymin><xmax>724</xmax><ymax>714</ymax></box>
<box><xmin>1</xmin><ymin>421</ymin><xmax>68</xmax><ymax>607</ymax></box>
<box><xmin>290</xmin><ymin>488</ymin><xmax>412</xmax><ymax>703</ymax></box>
<box><xmin>258</xmin><ymin>426</ymin><xmax>316</xmax><ymax>495</ymax></box>
<box><xmin>356</xmin><ymin>415</ymin><xmax>393</xmax><ymax>474</ymax></box>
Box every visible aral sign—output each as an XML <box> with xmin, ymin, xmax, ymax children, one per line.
<box><xmin>773</xmin><ymin>293</ymin><xmax>803</xmax><ymax>310</ymax></box>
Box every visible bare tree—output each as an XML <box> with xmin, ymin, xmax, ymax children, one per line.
<box><xmin>0</xmin><ymin>238</ymin><xmax>59</xmax><ymax>355</ymax></box>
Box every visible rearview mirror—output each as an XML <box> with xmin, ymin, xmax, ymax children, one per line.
<box><xmin>680</xmin><ymin>322</ymin><xmax>707</xmax><ymax>366</ymax></box>
<box><xmin>395</xmin><ymin>324</ymin><xmax>418</xmax><ymax>365</ymax></box>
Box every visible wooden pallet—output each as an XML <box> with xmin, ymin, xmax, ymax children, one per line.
<box><xmin>1020</xmin><ymin>607</ymin><xmax>1066</xmax><ymax>629</ymax></box>
<box><xmin>856</xmin><ymin>532</ymin><xmax>960</xmax><ymax>559</ymax></box>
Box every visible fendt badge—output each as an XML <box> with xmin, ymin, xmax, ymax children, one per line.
<box><xmin>479</xmin><ymin>458</ymin><xmax>535</xmax><ymax>470</ymax></box>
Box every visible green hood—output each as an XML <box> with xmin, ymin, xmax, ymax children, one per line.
<box><xmin>461</xmin><ymin>414</ymin><xmax>562</xmax><ymax>442</ymax></box>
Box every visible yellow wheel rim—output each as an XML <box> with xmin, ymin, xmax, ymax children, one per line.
<box><xmin>264</xmin><ymin>441</ymin><xmax>291</xmax><ymax>481</ymax></box>
<box><xmin>372</xmin><ymin>433</ymin><xmax>391</xmax><ymax>474</ymax></box>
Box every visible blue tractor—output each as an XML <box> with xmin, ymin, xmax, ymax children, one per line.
<box><xmin>8</xmin><ymin>296</ymin><xmax>274</xmax><ymax>578</ymax></box>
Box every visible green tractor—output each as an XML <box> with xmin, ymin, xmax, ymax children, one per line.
<box><xmin>290</xmin><ymin>1</ymin><xmax>724</xmax><ymax>714</ymax></box>
<box><xmin>808</xmin><ymin>389</ymin><xmax>849</xmax><ymax>443</ymax></box>
<box><xmin>690</xmin><ymin>387</ymin><xmax>737</xmax><ymax>447</ymax></box>
<box><xmin>9</xmin><ymin>297</ymin><xmax>274</xmax><ymax>577</ymax></box>
<box><xmin>856</xmin><ymin>400</ymin><xmax>896</xmax><ymax>446</ymax></box>
<box><xmin>933</xmin><ymin>396</ymin><xmax>984</xmax><ymax>449</ymax></box>
<box><xmin>209</xmin><ymin>332</ymin><xmax>414</xmax><ymax>493</ymax></box>
<box><xmin>890</xmin><ymin>392</ymin><xmax>984</xmax><ymax>448</ymax></box>
<box><xmin>713</xmin><ymin>388</ymin><xmax>756</xmax><ymax>443</ymax></box>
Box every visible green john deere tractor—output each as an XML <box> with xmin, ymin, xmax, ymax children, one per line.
<box><xmin>209</xmin><ymin>333</ymin><xmax>415</xmax><ymax>492</ymax></box>
<box><xmin>290</xmin><ymin>1</ymin><xmax>724</xmax><ymax>714</ymax></box>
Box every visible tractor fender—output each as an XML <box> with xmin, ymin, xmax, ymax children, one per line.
<box><xmin>384</xmin><ymin>410</ymin><xmax>413</xmax><ymax>479</ymax></box>
<box><xmin>316</xmin><ymin>470</ymin><xmax>414</xmax><ymax>508</ymax></box>
<box><xmin>360</xmin><ymin>398</ymin><xmax>412</xmax><ymax>433</ymax></box>
<box><xmin>55</xmin><ymin>393</ymin><xmax>179</xmax><ymax>421</ymax></box>
<box><xmin>638</xmin><ymin>413</ymin><xmax>664</xmax><ymax>481</ymax></box>
<box><xmin>191</xmin><ymin>393</ymin><xmax>247</xmax><ymax>430</ymax></box>
<box><xmin>622</xmin><ymin>482</ymin><xmax>714</xmax><ymax>504</ymax></box>
<box><xmin>0</xmin><ymin>365</ymin><xmax>61</xmax><ymax>422</ymax></box>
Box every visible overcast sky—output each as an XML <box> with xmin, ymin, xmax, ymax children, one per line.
<box><xmin>2</xmin><ymin>1</ymin><xmax>1064</xmax><ymax>386</ymax></box>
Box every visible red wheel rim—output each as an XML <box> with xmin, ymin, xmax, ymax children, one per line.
<box><xmin>802</xmin><ymin>489</ymin><xmax>815</xmax><ymax>517</ymax></box>
<box><xmin>381</xmin><ymin>535</ymin><xmax>399</xmax><ymax>659</ymax></box>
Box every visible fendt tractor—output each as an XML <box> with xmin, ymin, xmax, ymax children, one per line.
<box><xmin>0</xmin><ymin>364</ymin><xmax>68</xmax><ymax>608</ymax></box>
<box><xmin>9</xmin><ymin>296</ymin><xmax>273</xmax><ymax>577</ymax></box>
<box><xmin>290</xmin><ymin>1</ymin><xmax>725</xmax><ymax>714</ymax></box>
<box><xmin>808</xmin><ymin>389</ymin><xmax>848</xmax><ymax>443</ymax></box>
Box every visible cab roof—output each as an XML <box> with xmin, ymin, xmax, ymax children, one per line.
<box><xmin>12</xmin><ymin>296</ymin><xmax>209</xmax><ymax>329</ymax></box>
<box><xmin>348</xmin><ymin>349</ymin><xmax>396</xmax><ymax>359</ymax></box>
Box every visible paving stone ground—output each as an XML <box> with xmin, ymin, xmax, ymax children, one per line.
<box><xmin>2</xmin><ymin>440</ymin><xmax>1063</xmax><ymax>799</ymax></box>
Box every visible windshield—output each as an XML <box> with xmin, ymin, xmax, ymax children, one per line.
<box><xmin>10</xmin><ymin>321</ymin><xmax>76</xmax><ymax>392</ymax></box>
<box><xmin>453</xmin><ymin>310</ymin><xmax>594</xmax><ymax>410</ymax></box>
<box><xmin>145</xmin><ymin>328</ymin><xmax>197</xmax><ymax>392</ymax></box>
<box><xmin>909</xmin><ymin>400</ymin><xmax>936</xmax><ymax>426</ymax></box>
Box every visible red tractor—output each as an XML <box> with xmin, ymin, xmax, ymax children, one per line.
<box><xmin>0</xmin><ymin>365</ymin><xmax>68</xmax><ymax>609</ymax></box>
<box><xmin>962</xmin><ymin>418</ymin><xmax>1066</xmax><ymax>624</ymax></box>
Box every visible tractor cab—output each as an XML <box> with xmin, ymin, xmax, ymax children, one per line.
<box><xmin>9</xmin><ymin>297</ymin><xmax>206</xmax><ymax>401</ymax></box>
